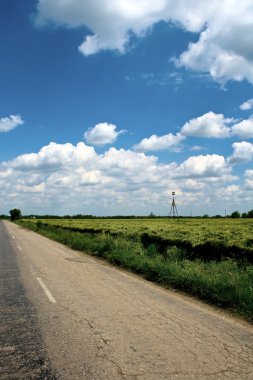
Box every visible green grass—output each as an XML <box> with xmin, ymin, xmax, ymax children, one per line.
<box><xmin>16</xmin><ymin>219</ymin><xmax>253</xmax><ymax>322</ymax></box>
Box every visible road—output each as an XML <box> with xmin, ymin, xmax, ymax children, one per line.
<box><xmin>0</xmin><ymin>220</ymin><xmax>253</xmax><ymax>380</ymax></box>
<box><xmin>0</xmin><ymin>221</ymin><xmax>56</xmax><ymax>379</ymax></box>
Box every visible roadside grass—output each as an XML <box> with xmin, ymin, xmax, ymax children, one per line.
<box><xmin>16</xmin><ymin>220</ymin><xmax>253</xmax><ymax>322</ymax></box>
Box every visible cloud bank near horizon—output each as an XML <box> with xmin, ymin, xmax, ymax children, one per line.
<box><xmin>2</xmin><ymin>101</ymin><xmax>253</xmax><ymax>215</ymax></box>
<box><xmin>0</xmin><ymin>137</ymin><xmax>250</xmax><ymax>216</ymax></box>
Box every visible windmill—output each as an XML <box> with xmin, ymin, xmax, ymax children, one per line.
<box><xmin>169</xmin><ymin>191</ymin><xmax>178</xmax><ymax>217</ymax></box>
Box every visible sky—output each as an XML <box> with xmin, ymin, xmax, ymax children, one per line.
<box><xmin>1</xmin><ymin>0</ymin><xmax>253</xmax><ymax>216</ymax></box>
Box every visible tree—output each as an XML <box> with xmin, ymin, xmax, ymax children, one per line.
<box><xmin>247</xmin><ymin>210</ymin><xmax>253</xmax><ymax>218</ymax></box>
<box><xmin>231</xmin><ymin>211</ymin><xmax>240</xmax><ymax>218</ymax></box>
<box><xmin>9</xmin><ymin>208</ymin><xmax>22</xmax><ymax>221</ymax></box>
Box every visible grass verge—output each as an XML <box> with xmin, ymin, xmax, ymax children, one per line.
<box><xmin>17</xmin><ymin>220</ymin><xmax>253</xmax><ymax>322</ymax></box>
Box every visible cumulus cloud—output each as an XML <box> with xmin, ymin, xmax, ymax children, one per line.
<box><xmin>0</xmin><ymin>115</ymin><xmax>24</xmax><ymax>132</ymax></box>
<box><xmin>231</xmin><ymin>118</ymin><xmax>253</xmax><ymax>139</ymax></box>
<box><xmin>1</xmin><ymin>142</ymin><xmax>173</xmax><ymax>214</ymax></box>
<box><xmin>176</xmin><ymin>1</ymin><xmax>253</xmax><ymax>84</ymax></box>
<box><xmin>181</xmin><ymin>111</ymin><xmax>253</xmax><ymax>140</ymax></box>
<box><xmin>9</xmin><ymin>142</ymin><xmax>96</xmax><ymax>171</ymax></box>
<box><xmin>134</xmin><ymin>111</ymin><xmax>253</xmax><ymax>154</ymax></box>
<box><xmin>134</xmin><ymin>133</ymin><xmax>185</xmax><ymax>152</ymax></box>
<box><xmin>35</xmin><ymin>0</ymin><xmax>253</xmax><ymax>85</ymax></box>
<box><xmin>181</xmin><ymin>111</ymin><xmax>234</xmax><ymax>138</ymax></box>
<box><xmin>175</xmin><ymin>154</ymin><xmax>230</xmax><ymax>178</ymax></box>
<box><xmin>84</xmin><ymin>122</ymin><xmax>126</xmax><ymax>146</ymax></box>
<box><xmin>35</xmin><ymin>0</ymin><xmax>167</xmax><ymax>55</ymax></box>
<box><xmin>0</xmin><ymin>140</ymin><xmax>239</xmax><ymax>215</ymax></box>
<box><xmin>35</xmin><ymin>0</ymin><xmax>216</xmax><ymax>55</ymax></box>
<box><xmin>228</xmin><ymin>141</ymin><xmax>253</xmax><ymax>164</ymax></box>
<box><xmin>240</xmin><ymin>98</ymin><xmax>253</xmax><ymax>111</ymax></box>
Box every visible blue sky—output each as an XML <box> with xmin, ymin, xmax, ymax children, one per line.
<box><xmin>1</xmin><ymin>0</ymin><xmax>253</xmax><ymax>216</ymax></box>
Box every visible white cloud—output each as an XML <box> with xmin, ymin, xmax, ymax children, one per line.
<box><xmin>245</xmin><ymin>169</ymin><xmax>253</xmax><ymax>178</ymax></box>
<box><xmin>0</xmin><ymin>115</ymin><xmax>24</xmax><ymax>132</ymax></box>
<box><xmin>176</xmin><ymin>1</ymin><xmax>253</xmax><ymax>84</ymax></box>
<box><xmin>35</xmin><ymin>0</ymin><xmax>215</xmax><ymax>56</ymax></box>
<box><xmin>0</xmin><ymin>140</ymin><xmax>239</xmax><ymax>215</ymax></box>
<box><xmin>231</xmin><ymin>118</ymin><xmax>253</xmax><ymax>139</ymax></box>
<box><xmin>228</xmin><ymin>141</ymin><xmax>253</xmax><ymax>164</ymax></box>
<box><xmin>175</xmin><ymin>154</ymin><xmax>230</xmax><ymax>178</ymax></box>
<box><xmin>84</xmin><ymin>122</ymin><xmax>126</xmax><ymax>146</ymax></box>
<box><xmin>181</xmin><ymin>111</ymin><xmax>234</xmax><ymax>138</ymax></box>
<box><xmin>244</xmin><ymin>169</ymin><xmax>253</xmax><ymax>190</ymax></box>
<box><xmin>240</xmin><ymin>98</ymin><xmax>253</xmax><ymax>111</ymax></box>
<box><xmin>244</xmin><ymin>178</ymin><xmax>253</xmax><ymax>190</ymax></box>
<box><xmin>0</xmin><ymin>167</ymin><xmax>12</xmax><ymax>178</ymax></box>
<box><xmin>9</xmin><ymin>142</ymin><xmax>96</xmax><ymax>171</ymax></box>
<box><xmin>36</xmin><ymin>0</ymin><xmax>253</xmax><ymax>85</ymax></box>
<box><xmin>181</xmin><ymin>111</ymin><xmax>253</xmax><ymax>140</ymax></box>
<box><xmin>134</xmin><ymin>133</ymin><xmax>185</xmax><ymax>152</ymax></box>
<box><xmin>133</xmin><ymin>111</ymin><xmax>253</xmax><ymax>154</ymax></box>
<box><xmin>36</xmin><ymin>0</ymin><xmax>167</xmax><ymax>55</ymax></box>
<box><xmin>225</xmin><ymin>184</ymin><xmax>239</xmax><ymax>193</ymax></box>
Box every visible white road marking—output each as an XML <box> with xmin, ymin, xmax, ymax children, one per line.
<box><xmin>36</xmin><ymin>277</ymin><xmax>56</xmax><ymax>304</ymax></box>
<box><xmin>17</xmin><ymin>245</ymin><xmax>22</xmax><ymax>251</ymax></box>
<box><xmin>12</xmin><ymin>235</ymin><xmax>15</xmax><ymax>239</ymax></box>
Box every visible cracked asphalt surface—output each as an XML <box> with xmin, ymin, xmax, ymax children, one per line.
<box><xmin>0</xmin><ymin>221</ymin><xmax>56</xmax><ymax>379</ymax></box>
<box><xmin>1</xmin><ymin>220</ymin><xmax>253</xmax><ymax>379</ymax></box>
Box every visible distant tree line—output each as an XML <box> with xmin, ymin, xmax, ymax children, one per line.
<box><xmin>1</xmin><ymin>209</ymin><xmax>253</xmax><ymax>220</ymax></box>
<box><xmin>231</xmin><ymin>210</ymin><xmax>253</xmax><ymax>218</ymax></box>
<box><xmin>0</xmin><ymin>214</ymin><xmax>8</xmax><ymax>219</ymax></box>
<box><xmin>197</xmin><ymin>210</ymin><xmax>253</xmax><ymax>218</ymax></box>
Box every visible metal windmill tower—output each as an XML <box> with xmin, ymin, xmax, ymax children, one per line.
<box><xmin>169</xmin><ymin>191</ymin><xmax>178</xmax><ymax>217</ymax></box>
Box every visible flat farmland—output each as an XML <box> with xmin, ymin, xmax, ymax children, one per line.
<box><xmin>28</xmin><ymin>217</ymin><xmax>253</xmax><ymax>262</ymax></box>
<box><xmin>18</xmin><ymin>217</ymin><xmax>253</xmax><ymax>320</ymax></box>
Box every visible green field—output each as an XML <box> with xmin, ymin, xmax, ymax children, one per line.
<box><xmin>18</xmin><ymin>217</ymin><xmax>253</xmax><ymax>321</ymax></box>
<box><xmin>26</xmin><ymin>217</ymin><xmax>253</xmax><ymax>263</ymax></box>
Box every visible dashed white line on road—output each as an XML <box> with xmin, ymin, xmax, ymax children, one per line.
<box><xmin>17</xmin><ymin>245</ymin><xmax>22</xmax><ymax>251</ymax></box>
<box><xmin>12</xmin><ymin>235</ymin><xmax>15</xmax><ymax>239</ymax></box>
<box><xmin>36</xmin><ymin>277</ymin><xmax>56</xmax><ymax>304</ymax></box>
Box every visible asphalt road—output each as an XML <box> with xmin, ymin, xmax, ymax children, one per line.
<box><xmin>1</xmin><ymin>220</ymin><xmax>253</xmax><ymax>380</ymax></box>
<box><xmin>0</xmin><ymin>221</ymin><xmax>56</xmax><ymax>379</ymax></box>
